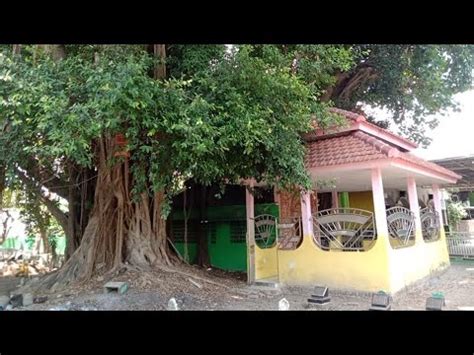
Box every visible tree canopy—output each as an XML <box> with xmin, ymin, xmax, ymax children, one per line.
<box><xmin>319</xmin><ymin>45</ymin><xmax>474</xmax><ymax>146</ymax></box>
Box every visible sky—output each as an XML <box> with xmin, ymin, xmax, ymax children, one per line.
<box><xmin>413</xmin><ymin>90</ymin><xmax>474</xmax><ymax>160</ymax></box>
<box><xmin>367</xmin><ymin>90</ymin><xmax>474</xmax><ymax>161</ymax></box>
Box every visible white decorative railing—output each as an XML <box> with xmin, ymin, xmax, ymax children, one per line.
<box><xmin>446</xmin><ymin>232</ymin><xmax>474</xmax><ymax>258</ymax></box>
<box><xmin>312</xmin><ymin>208</ymin><xmax>376</xmax><ymax>251</ymax></box>
<box><xmin>386</xmin><ymin>206</ymin><xmax>415</xmax><ymax>248</ymax></box>
<box><xmin>420</xmin><ymin>207</ymin><xmax>441</xmax><ymax>242</ymax></box>
<box><xmin>254</xmin><ymin>214</ymin><xmax>277</xmax><ymax>249</ymax></box>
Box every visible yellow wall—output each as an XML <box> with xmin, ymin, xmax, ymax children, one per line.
<box><xmin>348</xmin><ymin>191</ymin><xmax>374</xmax><ymax>212</ymax></box>
<box><xmin>276</xmin><ymin>234</ymin><xmax>392</xmax><ymax>292</ymax></box>
<box><xmin>253</xmin><ymin>189</ymin><xmax>450</xmax><ymax>292</ymax></box>
<box><xmin>389</xmin><ymin>238</ymin><xmax>415</xmax><ymax>249</ymax></box>
<box><xmin>253</xmin><ymin>229</ymin><xmax>450</xmax><ymax>293</ymax></box>
<box><xmin>387</xmin><ymin>230</ymin><xmax>450</xmax><ymax>292</ymax></box>
<box><xmin>255</xmin><ymin>245</ymin><xmax>279</xmax><ymax>280</ymax></box>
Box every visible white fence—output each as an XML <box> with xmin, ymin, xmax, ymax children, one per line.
<box><xmin>446</xmin><ymin>232</ymin><xmax>474</xmax><ymax>258</ymax></box>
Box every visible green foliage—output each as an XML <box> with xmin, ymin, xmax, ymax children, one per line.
<box><xmin>1</xmin><ymin>44</ymin><xmax>473</xmax><ymax>227</ymax></box>
<box><xmin>0</xmin><ymin>45</ymin><xmax>328</xmax><ymax>218</ymax></box>
<box><xmin>1</xmin><ymin>188</ymin><xmax>16</xmax><ymax>208</ymax></box>
<box><xmin>138</xmin><ymin>45</ymin><xmax>317</xmax><ymax>190</ymax></box>
<box><xmin>335</xmin><ymin>45</ymin><xmax>474</xmax><ymax>146</ymax></box>
<box><xmin>286</xmin><ymin>44</ymin><xmax>355</xmax><ymax>97</ymax></box>
<box><xmin>166</xmin><ymin>45</ymin><xmax>227</xmax><ymax>78</ymax></box>
<box><xmin>14</xmin><ymin>186</ymin><xmax>62</xmax><ymax>239</ymax></box>
<box><xmin>447</xmin><ymin>200</ymin><xmax>468</xmax><ymax>231</ymax></box>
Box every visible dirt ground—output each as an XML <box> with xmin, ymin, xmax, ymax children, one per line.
<box><xmin>3</xmin><ymin>259</ymin><xmax>474</xmax><ymax>311</ymax></box>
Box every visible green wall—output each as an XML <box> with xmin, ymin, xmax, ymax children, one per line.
<box><xmin>170</xmin><ymin>203</ymin><xmax>279</xmax><ymax>272</ymax></box>
<box><xmin>0</xmin><ymin>235</ymin><xmax>66</xmax><ymax>255</ymax></box>
<box><xmin>174</xmin><ymin>243</ymin><xmax>198</xmax><ymax>264</ymax></box>
<box><xmin>1</xmin><ymin>237</ymin><xmax>23</xmax><ymax>249</ymax></box>
<box><xmin>339</xmin><ymin>192</ymin><xmax>350</xmax><ymax>208</ymax></box>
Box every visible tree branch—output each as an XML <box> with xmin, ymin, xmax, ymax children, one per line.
<box><xmin>338</xmin><ymin>66</ymin><xmax>377</xmax><ymax>101</ymax></box>
<box><xmin>0</xmin><ymin>165</ymin><xmax>5</xmax><ymax>209</ymax></box>
<box><xmin>22</xmin><ymin>156</ymin><xmax>69</xmax><ymax>200</ymax></box>
<box><xmin>14</xmin><ymin>168</ymin><xmax>69</xmax><ymax>234</ymax></box>
<box><xmin>327</xmin><ymin>64</ymin><xmax>378</xmax><ymax>106</ymax></box>
<box><xmin>320</xmin><ymin>71</ymin><xmax>351</xmax><ymax>102</ymax></box>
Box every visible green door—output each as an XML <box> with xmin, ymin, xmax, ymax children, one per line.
<box><xmin>170</xmin><ymin>203</ymin><xmax>279</xmax><ymax>272</ymax></box>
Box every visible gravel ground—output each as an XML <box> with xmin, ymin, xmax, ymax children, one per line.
<box><xmin>5</xmin><ymin>260</ymin><xmax>474</xmax><ymax>311</ymax></box>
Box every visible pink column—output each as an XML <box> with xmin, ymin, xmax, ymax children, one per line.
<box><xmin>300</xmin><ymin>190</ymin><xmax>313</xmax><ymax>237</ymax></box>
<box><xmin>274</xmin><ymin>188</ymin><xmax>280</xmax><ymax>206</ymax></box>
<box><xmin>432</xmin><ymin>184</ymin><xmax>443</xmax><ymax>225</ymax></box>
<box><xmin>407</xmin><ymin>176</ymin><xmax>422</xmax><ymax>238</ymax></box>
<box><xmin>245</xmin><ymin>182</ymin><xmax>256</xmax><ymax>284</ymax></box>
<box><xmin>371</xmin><ymin>167</ymin><xmax>388</xmax><ymax>237</ymax></box>
<box><xmin>332</xmin><ymin>191</ymin><xmax>339</xmax><ymax>209</ymax></box>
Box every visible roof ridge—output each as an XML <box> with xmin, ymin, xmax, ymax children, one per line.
<box><xmin>329</xmin><ymin>108</ymin><xmax>366</xmax><ymax>122</ymax></box>
<box><xmin>328</xmin><ymin>107</ymin><xmax>417</xmax><ymax>149</ymax></box>
<box><xmin>352</xmin><ymin>131</ymin><xmax>400</xmax><ymax>158</ymax></box>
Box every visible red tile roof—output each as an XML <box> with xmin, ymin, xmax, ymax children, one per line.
<box><xmin>329</xmin><ymin>107</ymin><xmax>367</xmax><ymax>122</ymax></box>
<box><xmin>304</xmin><ymin>108</ymin><xmax>418</xmax><ymax>151</ymax></box>
<box><xmin>305</xmin><ymin>130</ymin><xmax>461</xmax><ymax>181</ymax></box>
<box><xmin>305</xmin><ymin>132</ymin><xmax>387</xmax><ymax>167</ymax></box>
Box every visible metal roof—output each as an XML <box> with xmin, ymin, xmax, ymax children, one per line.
<box><xmin>431</xmin><ymin>155</ymin><xmax>474</xmax><ymax>190</ymax></box>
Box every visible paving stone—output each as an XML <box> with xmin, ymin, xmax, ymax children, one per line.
<box><xmin>104</xmin><ymin>281</ymin><xmax>129</xmax><ymax>294</ymax></box>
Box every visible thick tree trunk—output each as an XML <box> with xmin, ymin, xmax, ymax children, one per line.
<box><xmin>30</xmin><ymin>44</ymin><xmax>177</xmax><ymax>291</ymax></box>
<box><xmin>64</xmin><ymin>163</ymin><xmax>92</xmax><ymax>260</ymax></box>
<box><xmin>153</xmin><ymin>45</ymin><xmax>167</xmax><ymax>80</ymax></box>
<box><xmin>322</xmin><ymin>64</ymin><xmax>378</xmax><ymax>108</ymax></box>
<box><xmin>36</xmin><ymin>136</ymin><xmax>175</xmax><ymax>291</ymax></box>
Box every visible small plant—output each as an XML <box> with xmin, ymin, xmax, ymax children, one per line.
<box><xmin>447</xmin><ymin>200</ymin><xmax>468</xmax><ymax>231</ymax></box>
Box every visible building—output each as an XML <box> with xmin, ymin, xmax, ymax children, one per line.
<box><xmin>170</xmin><ymin>108</ymin><xmax>461</xmax><ymax>294</ymax></box>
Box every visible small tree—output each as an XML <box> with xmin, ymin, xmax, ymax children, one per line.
<box><xmin>447</xmin><ymin>200</ymin><xmax>468</xmax><ymax>232</ymax></box>
<box><xmin>15</xmin><ymin>186</ymin><xmax>64</xmax><ymax>263</ymax></box>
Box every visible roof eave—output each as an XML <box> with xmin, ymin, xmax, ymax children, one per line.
<box><xmin>390</xmin><ymin>159</ymin><xmax>461</xmax><ymax>184</ymax></box>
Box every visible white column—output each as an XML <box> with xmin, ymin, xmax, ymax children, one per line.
<box><xmin>300</xmin><ymin>190</ymin><xmax>313</xmax><ymax>237</ymax></box>
<box><xmin>407</xmin><ymin>177</ymin><xmax>422</xmax><ymax>240</ymax></box>
<box><xmin>371</xmin><ymin>168</ymin><xmax>389</xmax><ymax>237</ymax></box>
<box><xmin>432</xmin><ymin>184</ymin><xmax>443</xmax><ymax>227</ymax></box>
<box><xmin>245</xmin><ymin>182</ymin><xmax>256</xmax><ymax>284</ymax></box>
<box><xmin>371</xmin><ymin>168</ymin><xmax>392</xmax><ymax>292</ymax></box>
